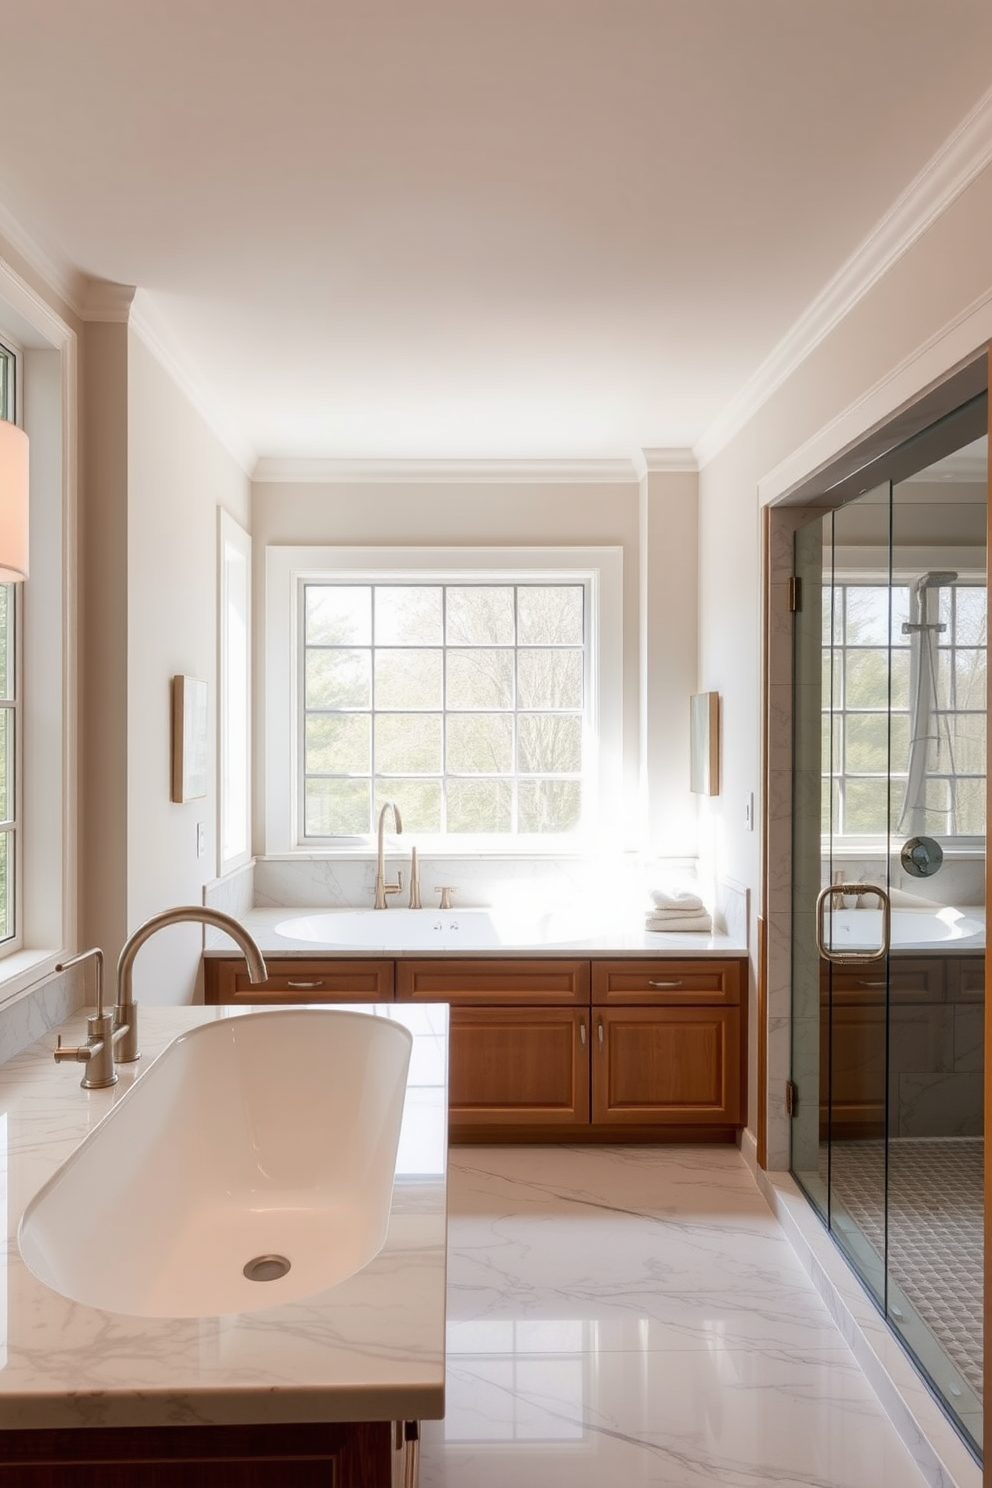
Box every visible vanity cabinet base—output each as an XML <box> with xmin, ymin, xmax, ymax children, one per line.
<box><xmin>0</xmin><ymin>1420</ymin><xmax>397</xmax><ymax>1487</ymax></box>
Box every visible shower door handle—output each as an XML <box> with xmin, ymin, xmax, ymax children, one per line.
<box><xmin>815</xmin><ymin>882</ymin><xmax>891</xmax><ymax>964</ymax></box>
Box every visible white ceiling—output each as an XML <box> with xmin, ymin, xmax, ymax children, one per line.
<box><xmin>1</xmin><ymin>1</ymin><xmax>991</xmax><ymax>471</ymax></box>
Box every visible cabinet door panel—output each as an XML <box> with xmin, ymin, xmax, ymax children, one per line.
<box><xmin>944</xmin><ymin>956</ymin><xmax>984</xmax><ymax>1003</ymax></box>
<box><xmin>450</xmin><ymin>1007</ymin><xmax>589</xmax><ymax>1126</ymax></box>
<box><xmin>593</xmin><ymin>1008</ymin><xmax>740</xmax><ymax>1125</ymax></box>
<box><xmin>397</xmin><ymin>958</ymin><xmax>589</xmax><ymax>1005</ymax></box>
<box><xmin>592</xmin><ymin>959</ymin><xmax>742</xmax><ymax>1005</ymax></box>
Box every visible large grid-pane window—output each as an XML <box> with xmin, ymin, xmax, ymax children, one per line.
<box><xmin>823</xmin><ymin>581</ymin><xmax>986</xmax><ymax>838</ymax></box>
<box><xmin>301</xmin><ymin>581</ymin><xmax>587</xmax><ymax>838</ymax></box>
<box><xmin>0</xmin><ymin>340</ymin><xmax>16</xmax><ymax>940</ymax></box>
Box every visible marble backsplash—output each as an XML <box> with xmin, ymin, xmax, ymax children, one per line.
<box><xmin>0</xmin><ymin>960</ymin><xmax>90</xmax><ymax>1068</ymax></box>
<box><xmin>825</xmin><ymin>854</ymin><xmax>984</xmax><ymax>907</ymax></box>
<box><xmin>249</xmin><ymin>854</ymin><xmax>747</xmax><ymax>941</ymax></box>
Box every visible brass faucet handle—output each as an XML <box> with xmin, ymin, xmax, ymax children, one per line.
<box><xmin>434</xmin><ymin>885</ymin><xmax>456</xmax><ymax>910</ymax></box>
<box><xmin>385</xmin><ymin>870</ymin><xmax>403</xmax><ymax>897</ymax></box>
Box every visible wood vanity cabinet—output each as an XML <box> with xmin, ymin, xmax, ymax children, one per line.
<box><xmin>204</xmin><ymin>950</ymin><xmax>747</xmax><ymax>1144</ymax></box>
<box><xmin>591</xmin><ymin>960</ymin><xmax>743</xmax><ymax>1131</ymax></box>
<box><xmin>818</xmin><ymin>953</ymin><xmax>985</xmax><ymax>1138</ymax></box>
<box><xmin>204</xmin><ymin>956</ymin><xmax>394</xmax><ymax>1004</ymax></box>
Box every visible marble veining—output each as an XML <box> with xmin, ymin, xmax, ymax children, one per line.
<box><xmin>0</xmin><ymin>1001</ymin><xmax>448</xmax><ymax>1429</ymax></box>
<box><xmin>421</xmin><ymin>1145</ymin><xmax>937</xmax><ymax>1487</ymax></box>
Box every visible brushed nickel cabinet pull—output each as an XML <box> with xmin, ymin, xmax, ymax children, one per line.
<box><xmin>287</xmin><ymin>979</ymin><xmax>326</xmax><ymax>989</ymax></box>
<box><xmin>597</xmin><ymin>1019</ymin><xmax>604</xmax><ymax>1050</ymax></box>
<box><xmin>648</xmin><ymin>979</ymin><xmax>684</xmax><ymax>989</ymax></box>
<box><xmin>579</xmin><ymin>1020</ymin><xmax>586</xmax><ymax>1047</ymax></box>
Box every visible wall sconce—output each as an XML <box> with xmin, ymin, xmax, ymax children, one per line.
<box><xmin>0</xmin><ymin>419</ymin><xmax>28</xmax><ymax>582</ymax></box>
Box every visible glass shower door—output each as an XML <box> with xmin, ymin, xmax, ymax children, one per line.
<box><xmin>790</xmin><ymin>413</ymin><xmax>987</xmax><ymax>1459</ymax></box>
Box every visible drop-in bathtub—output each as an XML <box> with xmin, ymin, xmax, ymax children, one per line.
<box><xmin>823</xmin><ymin>905</ymin><xmax>984</xmax><ymax>952</ymax></box>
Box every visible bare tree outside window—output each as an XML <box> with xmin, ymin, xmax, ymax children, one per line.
<box><xmin>301</xmin><ymin>581</ymin><xmax>587</xmax><ymax>838</ymax></box>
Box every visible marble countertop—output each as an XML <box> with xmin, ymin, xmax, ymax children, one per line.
<box><xmin>0</xmin><ymin>1001</ymin><xmax>448</xmax><ymax>1430</ymax></box>
<box><xmin>214</xmin><ymin>907</ymin><xmax>748</xmax><ymax>958</ymax></box>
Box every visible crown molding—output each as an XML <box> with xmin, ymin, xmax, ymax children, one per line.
<box><xmin>79</xmin><ymin>278</ymin><xmax>136</xmax><ymax>323</ymax></box>
<box><xmin>695</xmin><ymin>83</ymin><xmax>992</xmax><ymax>470</ymax></box>
<box><xmin>251</xmin><ymin>456</ymin><xmax>642</xmax><ymax>484</ymax></box>
<box><xmin>0</xmin><ymin>200</ymin><xmax>88</xmax><ymax>319</ymax></box>
<box><xmin>633</xmin><ymin>447</ymin><xmax>698</xmax><ymax>478</ymax></box>
<box><xmin>130</xmin><ymin>290</ymin><xmax>256</xmax><ymax>476</ymax></box>
<box><xmin>756</xmin><ymin>285</ymin><xmax>992</xmax><ymax>508</ymax></box>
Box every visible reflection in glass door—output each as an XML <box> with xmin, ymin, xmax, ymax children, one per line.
<box><xmin>790</xmin><ymin>412</ymin><xmax>987</xmax><ymax>1459</ymax></box>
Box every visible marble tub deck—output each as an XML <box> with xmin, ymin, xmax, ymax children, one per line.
<box><xmin>421</xmin><ymin>1146</ymin><xmax>960</xmax><ymax>1488</ymax></box>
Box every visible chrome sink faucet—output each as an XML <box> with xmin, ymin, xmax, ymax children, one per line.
<box><xmin>374</xmin><ymin>800</ymin><xmax>404</xmax><ymax>909</ymax></box>
<box><xmin>115</xmin><ymin>906</ymin><xmax>268</xmax><ymax>1064</ymax></box>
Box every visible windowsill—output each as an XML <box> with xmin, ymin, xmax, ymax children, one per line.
<box><xmin>0</xmin><ymin>950</ymin><xmax>64</xmax><ymax>1009</ymax></box>
<box><xmin>258</xmin><ymin>846</ymin><xmax>637</xmax><ymax>863</ymax></box>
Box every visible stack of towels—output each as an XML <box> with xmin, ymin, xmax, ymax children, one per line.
<box><xmin>645</xmin><ymin>885</ymin><xmax>712</xmax><ymax>933</ymax></box>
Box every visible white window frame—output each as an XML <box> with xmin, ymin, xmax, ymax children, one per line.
<box><xmin>0</xmin><ymin>335</ymin><xmax>21</xmax><ymax>950</ymax></box>
<box><xmin>264</xmin><ymin>545</ymin><xmax>623</xmax><ymax>855</ymax></box>
<box><xmin>0</xmin><ymin>260</ymin><xmax>75</xmax><ymax>999</ymax></box>
<box><xmin>823</xmin><ymin>566</ymin><xmax>986</xmax><ymax>849</ymax></box>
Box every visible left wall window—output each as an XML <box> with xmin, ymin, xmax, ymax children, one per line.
<box><xmin>0</xmin><ymin>339</ymin><xmax>18</xmax><ymax>944</ymax></box>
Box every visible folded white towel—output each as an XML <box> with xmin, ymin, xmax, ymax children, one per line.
<box><xmin>645</xmin><ymin>910</ymin><xmax>712</xmax><ymax>933</ymax></box>
<box><xmin>650</xmin><ymin>886</ymin><xmax>705</xmax><ymax>911</ymax></box>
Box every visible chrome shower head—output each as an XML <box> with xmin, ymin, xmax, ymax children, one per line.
<box><xmin>914</xmin><ymin>570</ymin><xmax>958</xmax><ymax>591</ymax></box>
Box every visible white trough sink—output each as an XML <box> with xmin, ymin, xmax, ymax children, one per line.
<box><xmin>18</xmin><ymin>1008</ymin><xmax>413</xmax><ymax>1318</ymax></box>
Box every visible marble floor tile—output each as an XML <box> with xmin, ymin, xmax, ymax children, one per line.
<box><xmin>422</xmin><ymin>1146</ymin><xmax>930</xmax><ymax>1488</ymax></box>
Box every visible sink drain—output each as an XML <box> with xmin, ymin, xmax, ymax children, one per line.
<box><xmin>243</xmin><ymin>1254</ymin><xmax>291</xmax><ymax>1283</ymax></box>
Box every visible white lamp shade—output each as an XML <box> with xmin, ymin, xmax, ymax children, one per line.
<box><xmin>0</xmin><ymin>420</ymin><xmax>28</xmax><ymax>583</ymax></box>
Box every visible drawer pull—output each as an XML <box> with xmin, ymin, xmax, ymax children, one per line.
<box><xmin>648</xmin><ymin>979</ymin><xmax>684</xmax><ymax>989</ymax></box>
<box><xmin>286</xmin><ymin>980</ymin><xmax>327</xmax><ymax>989</ymax></box>
<box><xmin>857</xmin><ymin>980</ymin><xmax>887</xmax><ymax>989</ymax></box>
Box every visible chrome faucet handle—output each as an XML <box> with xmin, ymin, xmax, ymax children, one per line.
<box><xmin>434</xmin><ymin>885</ymin><xmax>456</xmax><ymax>910</ymax></box>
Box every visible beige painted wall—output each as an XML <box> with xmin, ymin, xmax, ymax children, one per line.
<box><xmin>698</xmin><ymin>162</ymin><xmax>992</xmax><ymax>1141</ymax></box>
<box><xmin>123</xmin><ymin>329</ymin><xmax>251</xmax><ymax>1003</ymax></box>
<box><xmin>80</xmin><ymin>321</ymin><xmax>130</xmax><ymax>964</ymax></box>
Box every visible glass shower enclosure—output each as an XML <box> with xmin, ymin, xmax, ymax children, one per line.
<box><xmin>790</xmin><ymin>400</ymin><xmax>987</xmax><ymax>1458</ymax></box>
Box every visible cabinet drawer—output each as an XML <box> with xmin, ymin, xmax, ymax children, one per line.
<box><xmin>204</xmin><ymin>957</ymin><xmax>394</xmax><ymax>1004</ymax></box>
<box><xmin>820</xmin><ymin>956</ymin><xmax>944</xmax><ymax>1005</ymax></box>
<box><xmin>591</xmin><ymin>958</ymin><xmax>742</xmax><ymax>1005</ymax></box>
<box><xmin>396</xmin><ymin>958</ymin><xmax>589</xmax><ymax>1005</ymax></box>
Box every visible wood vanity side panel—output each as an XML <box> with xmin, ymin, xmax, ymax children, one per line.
<box><xmin>204</xmin><ymin>957</ymin><xmax>395</xmax><ymax>1004</ymax></box>
<box><xmin>396</xmin><ymin>958</ymin><xmax>589</xmax><ymax>1004</ymax></box>
<box><xmin>591</xmin><ymin>958</ymin><xmax>743</xmax><ymax>1005</ymax></box>
<box><xmin>0</xmin><ymin>1419</ymin><xmax>391</xmax><ymax>1487</ymax></box>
